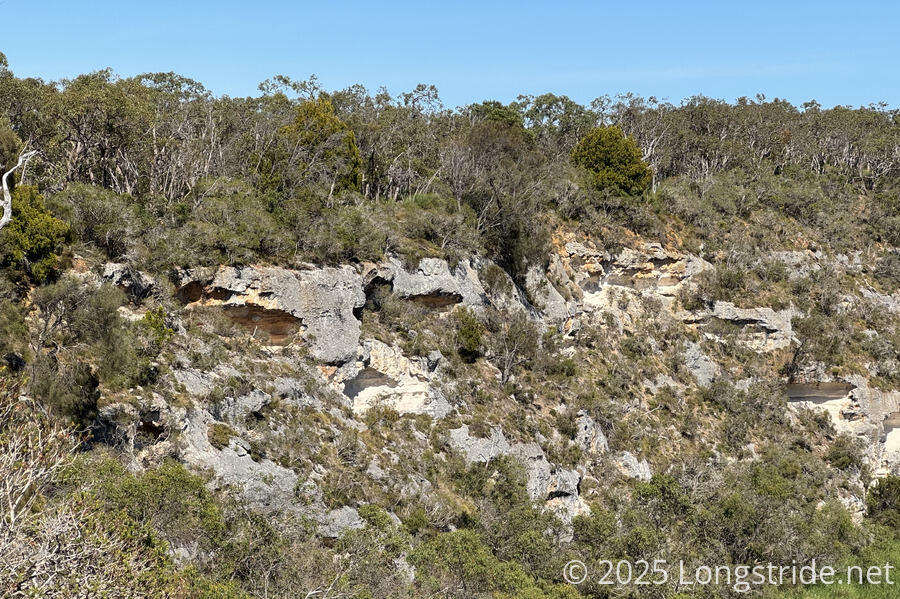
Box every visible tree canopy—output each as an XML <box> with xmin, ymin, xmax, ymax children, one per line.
<box><xmin>570</xmin><ymin>125</ymin><xmax>652</xmax><ymax>195</ymax></box>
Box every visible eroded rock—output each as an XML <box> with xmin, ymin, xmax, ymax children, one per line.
<box><xmin>101</xmin><ymin>263</ymin><xmax>156</xmax><ymax>300</ymax></box>
<box><xmin>616</xmin><ymin>451</ymin><xmax>652</xmax><ymax>481</ymax></box>
<box><xmin>343</xmin><ymin>340</ymin><xmax>451</xmax><ymax>418</ymax></box>
<box><xmin>174</xmin><ymin>265</ymin><xmax>365</xmax><ymax>364</ymax></box>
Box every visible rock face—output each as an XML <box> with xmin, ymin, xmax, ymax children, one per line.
<box><xmin>525</xmin><ymin>264</ymin><xmax>570</xmax><ymax>323</ymax></box>
<box><xmin>342</xmin><ymin>339</ymin><xmax>451</xmax><ymax>418</ymax></box>
<box><xmin>709</xmin><ymin>301</ymin><xmax>796</xmax><ymax>351</ymax></box>
<box><xmin>319</xmin><ymin>506</ymin><xmax>364</xmax><ymax>538</ymax></box>
<box><xmin>372</xmin><ymin>257</ymin><xmax>488</xmax><ymax>307</ymax></box>
<box><xmin>101</xmin><ymin>262</ymin><xmax>156</xmax><ymax>300</ymax></box>
<box><xmin>91</xmin><ymin>236</ymin><xmax>900</xmax><ymax>551</ymax></box>
<box><xmin>178</xmin><ymin>407</ymin><xmax>299</xmax><ymax>513</ymax></box>
<box><xmin>447</xmin><ymin>425</ymin><xmax>586</xmax><ymax>520</ymax></box>
<box><xmin>684</xmin><ymin>341</ymin><xmax>720</xmax><ymax>388</ymax></box>
<box><xmin>574</xmin><ymin>411</ymin><xmax>608</xmax><ymax>454</ymax></box>
<box><xmin>787</xmin><ymin>376</ymin><xmax>900</xmax><ymax>474</ymax></box>
<box><xmin>174</xmin><ymin>265</ymin><xmax>365</xmax><ymax>364</ymax></box>
<box><xmin>615</xmin><ymin>451</ymin><xmax>652</xmax><ymax>481</ymax></box>
<box><xmin>448</xmin><ymin>425</ymin><xmax>511</xmax><ymax>463</ymax></box>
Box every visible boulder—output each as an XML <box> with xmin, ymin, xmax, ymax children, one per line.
<box><xmin>447</xmin><ymin>425</ymin><xmax>511</xmax><ymax>463</ymax></box>
<box><xmin>101</xmin><ymin>262</ymin><xmax>156</xmax><ymax>300</ymax></box>
<box><xmin>574</xmin><ymin>411</ymin><xmax>608</xmax><ymax>454</ymax></box>
<box><xmin>683</xmin><ymin>341</ymin><xmax>719</xmax><ymax>388</ymax></box>
<box><xmin>525</xmin><ymin>265</ymin><xmax>570</xmax><ymax>323</ymax></box>
<box><xmin>318</xmin><ymin>506</ymin><xmax>365</xmax><ymax>538</ymax></box>
<box><xmin>616</xmin><ymin>451</ymin><xmax>652</xmax><ymax>481</ymax></box>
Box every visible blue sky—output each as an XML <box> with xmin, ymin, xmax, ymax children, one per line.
<box><xmin>3</xmin><ymin>0</ymin><xmax>897</xmax><ymax>109</ymax></box>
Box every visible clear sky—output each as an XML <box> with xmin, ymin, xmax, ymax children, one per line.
<box><xmin>3</xmin><ymin>0</ymin><xmax>898</xmax><ymax>109</ymax></box>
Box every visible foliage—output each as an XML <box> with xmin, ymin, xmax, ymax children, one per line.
<box><xmin>0</xmin><ymin>185</ymin><xmax>70</xmax><ymax>282</ymax></box>
<box><xmin>454</xmin><ymin>307</ymin><xmax>484</xmax><ymax>361</ymax></box>
<box><xmin>0</xmin><ymin>124</ymin><xmax>21</xmax><ymax>186</ymax></box>
<box><xmin>410</xmin><ymin>529</ymin><xmax>578</xmax><ymax>599</ymax></box>
<box><xmin>51</xmin><ymin>183</ymin><xmax>139</xmax><ymax>259</ymax></box>
<box><xmin>2</xmin><ymin>59</ymin><xmax>900</xmax><ymax>599</ymax></box>
<box><xmin>866</xmin><ymin>476</ymin><xmax>900</xmax><ymax>528</ymax></box>
<box><xmin>570</xmin><ymin>125</ymin><xmax>652</xmax><ymax>195</ymax></box>
<box><xmin>208</xmin><ymin>422</ymin><xmax>237</xmax><ymax>450</ymax></box>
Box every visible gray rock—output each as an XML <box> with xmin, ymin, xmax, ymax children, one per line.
<box><xmin>101</xmin><ymin>262</ymin><xmax>156</xmax><ymax>300</ymax></box>
<box><xmin>684</xmin><ymin>341</ymin><xmax>719</xmax><ymax>388</ymax></box>
<box><xmin>173</xmin><ymin>368</ymin><xmax>216</xmax><ymax>396</ymax></box>
<box><xmin>525</xmin><ymin>265</ymin><xmax>570</xmax><ymax>323</ymax></box>
<box><xmin>318</xmin><ymin>506</ymin><xmax>365</xmax><ymax>538</ymax></box>
<box><xmin>710</xmin><ymin>301</ymin><xmax>797</xmax><ymax>350</ymax></box>
<box><xmin>616</xmin><ymin>451</ymin><xmax>652</xmax><ymax>481</ymax></box>
<box><xmin>574</xmin><ymin>411</ymin><xmax>608</xmax><ymax>454</ymax></box>
<box><xmin>220</xmin><ymin>389</ymin><xmax>271</xmax><ymax>424</ymax></box>
<box><xmin>377</xmin><ymin>256</ymin><xmax>487</xmax><ymax>307</ymax></box>
<box><xmin>346</xmin><ymin>339</ymin><xmax>451</xmax><ymax>419</ymax></box>
<box><xmin>449</xmin><ymin>425</ymin><xmax>584</xmax><ymax>513</ymax></box>
<box><xmin>95</xmin><ymin>401</ymin><xmax>139</xmax><ymax>450</ymax></box>
<box><xmin>426</xmin><ymin>350</ymin><xmax>444</xmax><ymax>372</ymax></box>
<box><xmin>565</xmin><ymin>241</ymin><xmax>610</xmax><ymax>261</ymax></box>
<box><xmin>861</xmin><ymin>287</ymin><xmax>900</xmax><ymax>315</ymax></box>
<box><xmin>548</xmin><ymin>468</ymin><xmax>581</xmax><ymax>499</ymax></box>
<box><xmin>174</xmin><ymin>265</ymin><xmax>365</xmax><ymax>364</ymax></box>
<box><xmin>273</xmin><ymin>377</ymin><xmax>321</xmax><ymax>409</ymax></box>
<box><xmin>178</xmin><ymin>408</ymin><xmax>298</xmax><ymax>513</ymax></box>
<box><xmin>448</xmin><ymin>425</ymin><xmax>511</xmax><ymax>463</ymax></box>
<box><xmin>511</xmin><ymin>442</ymin><xmax>553</xmax><ymax>500</ymax></box>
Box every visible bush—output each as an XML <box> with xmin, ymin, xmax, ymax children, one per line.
<box><xmin>396</xmin><ymin>194</ymin><xmax>481</xmax><ymax>260</ymax></box>
<box><xmin>51</xmin><ymin>183</ymin><xmax>138</xmax><ymax>259</ymax></box>
<box><xmin>208</xmin><ymin>422</ymin><xmax>237</xmax><ymax>450</ymax></box>
<box><xmin>454</xmin><ymin>307</ymin><xmax>484</xmax><ymax>362</ymax></box>
<box><xmin>570</xmin><ymin>125</ymin><xmax>652</xmax><ymax>196</ymax></box>
<box><xmin>0</xmin><ymin>185</ymin><xmax>70</xmax><ymax>282</ymax></box>
<box><xmin>409</xmin><ymin>529</ymin><xmax>577</xmax><ymax>599</ymax></box>
<box><xmin>867</xmin><ymin>476</ymin><xmax>900</xmax><ymax>528</ymax></box>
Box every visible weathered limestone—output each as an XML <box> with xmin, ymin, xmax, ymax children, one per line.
<box><xmin>615</xmin><ymin>451</ymin><xmax>652</xmax><ymax>481</ymax></box>
<box><xmin>343</xmin><ymin>339</ymin><xmax>451</xmax><ymax>418</ymax></box>
<box><xmin>374</xmin><ymin>256</ymin><xmax>488</xmax><ymax>307</ymax></box>
<box><xmin>684</xmin><ymin>341</ymin><xmax>720</xmax><ymax>388</ymax></box>
<box><xmin>574</xmin><ymin>411</ymin><xmax>608</xmax><ymax>454</ymax></box>
<box><xmin>709</xmin><ymin>301</ymin><xmax>797</xmax><ymax>351</ymax></box>
<box><xmin>174</xmin><ymin>265</ymin><xmax>365</xmax><ymax>364</ymax></box>
<box><xmin>447</xmin><ymin>425</ymin><xmax>586</xmax><ymax>520</ymax></box>
<box><xmin>179</xmin><ymin>408</ymin><xmax>299</xmax><ymax>513</ymax></box>
<box><xmin>101</xmin><ymin>262</ymin><xmax>156</xmax><ymax>300</ymax></box>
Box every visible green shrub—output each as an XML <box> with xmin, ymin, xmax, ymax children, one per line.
<box><xmin>51</xmin><ymin>183</ymin><xmax>138</xmax><ymax>259</ymax></box>
<box><xmin>570</xmin><ymin>125</ymin><xmax>652</xmax><ymax>196</ymax></box>
<box><xmin>208</xmin><ymin>422</ymin><xmax>237</xmax><ymax>450</ymax></box>
<box><xmin>454</xmin><ymin>307</ymin><xmax>484</xmax><ymax>362</ymax></box>
<box><xmin>409</xmin><ymin>529</ymin><xmax>578</xmax><ymax>599</ymax></box>
<box><xmin>825</xmin><ymin>435</ymin><xmax>865</xmax><ymax>471</ymax></box>
<box><xmin>1</xmin><ymin>185</ymin><xmax>70</xmax><ymax>282</ymax></box>
<box><xmin>867</xmin><ymin>476</ymin><xmax>900</xmax><ymax>528</ymax></box>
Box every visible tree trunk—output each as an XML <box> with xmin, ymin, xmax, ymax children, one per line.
<box><xmin>0</xmin><ymin>150</ymin><xmax>37</xmax><ymax>231</ymax></box>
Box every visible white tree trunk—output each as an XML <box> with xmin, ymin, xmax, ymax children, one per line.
<box><xmin>0</xmin><ymin>150</ymin><xmax>37</xmax><ymax>231</ymax></box>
